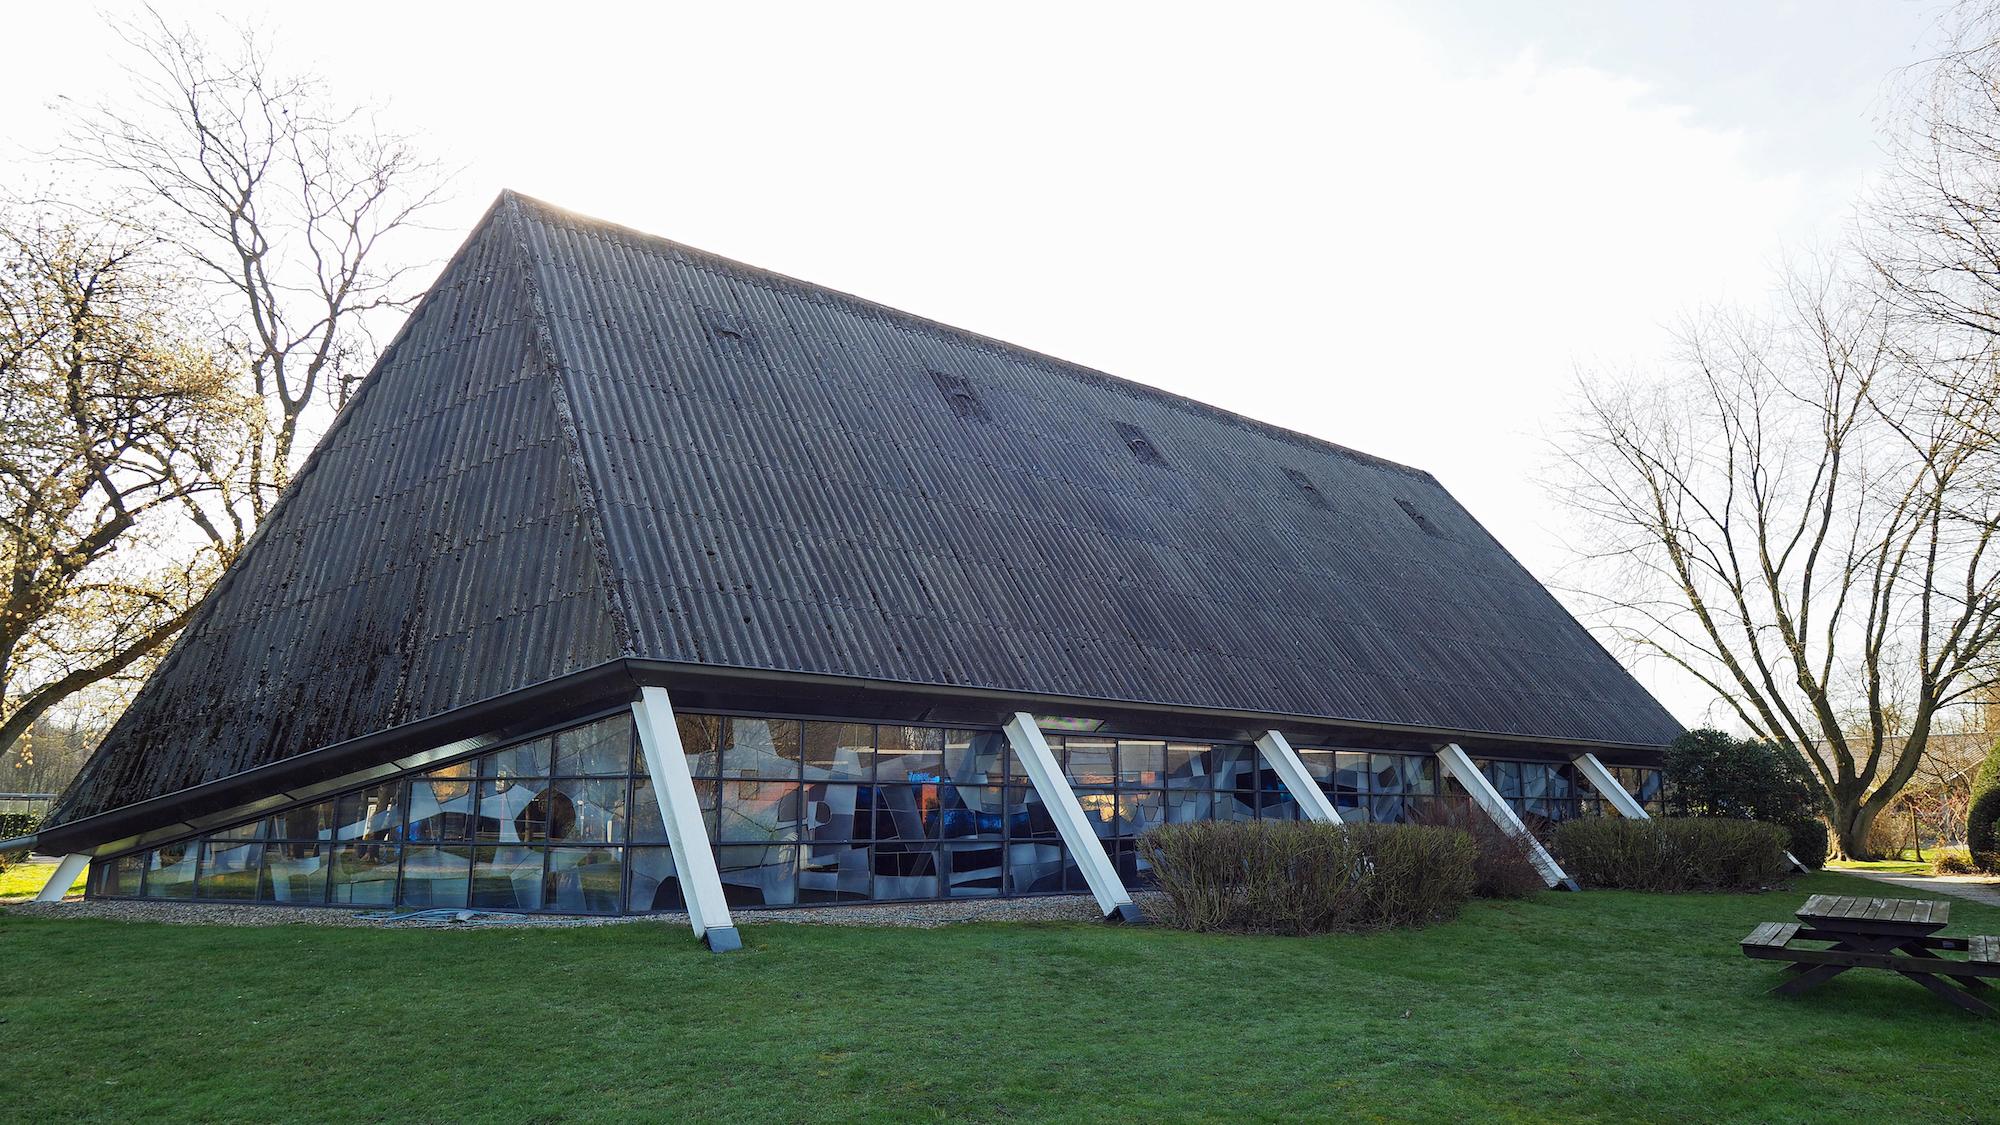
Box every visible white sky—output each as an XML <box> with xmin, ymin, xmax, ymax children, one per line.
<box><xmin>0</xmin><ymin>1</ymin><xmax>1951</xmax><ymax>726</ymax></box>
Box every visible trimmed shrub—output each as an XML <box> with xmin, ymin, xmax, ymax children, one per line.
<box><xmin>1931</xmin><ymin>850</ymin><xmax>1979</xmax><ymax>875</ymax></box>
<box><xmin>1552</xmin><ymin>817</ymin><xmax>1790</xmax><ymax>892</ymax></box>
<box><xmin>1784</xmin><ymin>818</ymin><xmax>1830</xmax><ymax>871</ymax></box>
<box><xmin>1971</xmin><ymin>744</ymin><xmax>2000</xmax><ymax>874</ymax></box>
<box><xmin>1412</xmin><ymin>800</ymin><xmax>1545</xmax><ymax>898</ymax></box>
<box><xmin>0</xmin><ymin>811</ymin><xmax>38</xmax><ymax>874</ymax></box>
<box><xmin>1137</xmin><ymin>820</ymin><xmax>1475</xmax><ymax>934</ymax></box>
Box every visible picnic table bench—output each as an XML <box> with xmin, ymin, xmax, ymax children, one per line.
<box><xmin>1741</xmin><ymin>894</ymin><xmax>1999</xmax><ymax>1017</ymax></box>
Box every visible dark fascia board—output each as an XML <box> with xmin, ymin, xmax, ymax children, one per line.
<box><xmin>626</xmin><ymin>660</ymin><xmax>1673</xmax><ymax>762</ymax></box>
<box><xmin>40</xmin><ymin>657</ymin><xmax>1671</xmax><ymax>857</ymax></box>
<box><xmin>34</xmin><ymin>661</ymin><xmax>645</xmax><ymax>856</ymax></box>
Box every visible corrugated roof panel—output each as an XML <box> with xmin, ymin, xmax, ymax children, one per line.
<box><xmin>50</xmin><ymin>191</ymin><xmax>1681</xmax><ymax>838</ymax></box>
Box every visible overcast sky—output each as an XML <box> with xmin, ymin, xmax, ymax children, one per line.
<box><xmin>0</xmin><ymin>1</ymin><xmax>1952</xmax><ymax>725</ymax></box>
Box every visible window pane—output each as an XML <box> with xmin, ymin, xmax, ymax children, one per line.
<box><xmin>333</xmin><ymin>784</ymin><xmax>405</xmax><ymax>843</ymax></box>
<box><xmin>554</xmin><ymin>715</ymin><xmax>632</xmax><ymax>776</ymax></box>
<box><xmin>1370</xmin><ymin>754</ymin><xmax>1408</xmax><ymax>795</ymax></box>
<box><xmin>1214</xmin><ymin>788</ymin><xmax>1257</xmax><ymax>822</ymax></box>
<box><xmin>676</xmin><ymin>714</ymin><xmax>722</xmax><ymax>776</ymax></box>
<box><xmin>939</xmin><ymin>785</ymin><xmax>1006</xmax><ymax>840</ymax></box>
<box><xmin>471</xmin><ymin>846</ymin><xmax>546</xmax><ymax>910</ymax></box>
<box><xmin>628</xmin><ymin>778</ymin><xmax>715</xmax><ymax>843</ymax></box>
<box><xmin>877</xmin><ymin>726</ymin><xmax>944</xmax><ymax>783</ymax></box>
<box><xmin>1015</xmin><ymin>787</ymin><xmax>1065</xmax><ymax>838</ymax></box>
<box><xmin>723</xmin><ymin>717</ymin><xmax>800</xmax><ymax>779</ymax></box>
<box><xmin>1403</xmin><ymin>756</ymin><xmax>1439</xmax><ymax>795</ymax></box>
<box><xmin>1334</xmin><ymin>751</ymin><xmax>1369</xmax><ymax>795</ymax></box>
<box><xmin>546</xmin><ymin>847</ymin><xmax>623</xmax><ymax>913</ymax></box>
<box><xmin>480</xmin><ymin>736</ymin><xmax>552</xmax><ymax>779</ymax></box>
<box><xmin>943</xmin><ymin>730</ymin><xmax>1007</xmax><ymax>786</ymax></box>
<box><xmin>627</xmin><ymin>846</ymin><xmax>684</xmax><ymax>912</ymax></box>
<box><xmin>944</xmin><ymin>842</ymin><xmax>1005</xmax><ymax>897</ymax></box>
<box><xmin>477</xmin><ymin>778</ymin><xmax>552</xmax><ymax>844</ymax></box>
<box><xmin>549</xmin><ymin>778</ymin><xmax>627</xmax><ymax>844</ymax></box>
<box><xmin>1117</xmin><ymin>741</ymin><xmax>1165</xmax><ymax>786</ymax></box>
<box><xmin>1063</xmin><ymin>738</ymin><xmax>1115</xmax><ymax>787</ymax></box>
<box><xmin>803</xmin><ymin>722</ymin><xmax>874</xmax><ymax>782</ymax></box>
<box><xmin>803</xmin><ymin>782</ymin><xmax>867</xmax><ymax>843</ymax></box>
<box><xmin>141</xmin><ymin>842</ymin><xmax>199</xmax><ymax>899</ymax></box>
<box><xmin>720</xmin><ymin>779</ymin><xmax>802</xmax><ymax>843</ymax></box>
<box><xmin>1164</xmin><ymin>786</ymin><xmax>1213</xmax><ymax>824</ymax></box>
<box><xmin>267</xmin><ymin>800</ymin><xmax>338</xmax><ymax>841</ymax></box>
<box><xmin>872</xmin><ymin>780</ymin><xmax>941</xmax><ymax>840</ymax></box>
<box><xmin>328</xmin><ymin>844</ymin><xmax>400</xmax><ymax>904</ymax></box>
<box><xmin>870</xmin><ymin>844</ymin><xmax>939</xmax><ymax>900</ymax></box>
<box><xmin>1005</xmin><ymin>839</ymin><xmax>1068</xmax><ymax>894</ymax></box>
<box><xmin>716</xmin><ymin>843</ymin><xmax>796</xmax><ymax>906</ymax></box>
<box><xmin>400</xmin><ymin>845</ymin><xmax>474</xmax><ymax>908</ymax></box>
<box><xmin>1073</xmin><ymin>789</ymin><xmax>1118</xmax><ymax>837</ymax></box>
<box><xmin>261</xmin><ymin>843</ymin><xmax>328</xmax><ymax>904</ymax></box>
<box><xmin>197</xmin><ymin>841</ymin><xmax>262</xmax><ymax>899</ymax></box>
<box><xmin>1118</xmin><ymin>789</ymin><xmax>1166</xmax><ymax>836</ymax></box>
<box><xmin>408</xmin><ymin>766</ymin><xmax>478</xmax><ymax>843</ymax></box>
<box><xmin>1294</xmin><ymin>748</ymin><xmax>1336</xmax><ymax>782</ymax></box>
<box><xmin>798</xmin><ymin>841</ymin><xmax>871</xmax><ymax>903</ymax></box>
<box><xmin>97</xmin><ymin>853</ymin><xmax>146</xmax><ymax>896</ymax></box>
<box><xmin>1207</xmin><ymin>745</ymin><xmax>1259</xmax><ymax>791</ymax></box>
<box><xmin>1165</xmin><ymin>743</ymin><xmax>1213</xmax><ymax>790</ymax></box>
<box><xmin>1260</xmin><ymin>782</ymin><xmax>1301</xmax><ymax>822</ymax></box>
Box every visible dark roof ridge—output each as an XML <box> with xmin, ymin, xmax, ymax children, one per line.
<box><xmin>497</xmin><ymin>193</ymin><xmax>641</xmax><ymax>656</ymax></box>
<box><xmin>496</xmin><ymin>189</ymin><xmax>1434</xmax><ymax>482</ymax></box>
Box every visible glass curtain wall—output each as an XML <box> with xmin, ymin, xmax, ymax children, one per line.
<box><xmin>105</xmin><ymin>712</ymin><xmax>644</xmax><ymax>915</ymax></box>
<box><xmin>1463</xmin><ymin>758</ymin><xmax>1667</xmax><ymax>833</ymax></box>
<box><xmin>87</xmin><ymin>707</ymin><xmax>1668</xmax><ymax>913</ymax></box>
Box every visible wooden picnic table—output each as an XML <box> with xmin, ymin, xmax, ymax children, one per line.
<box><xmin>1741</xmin><ymin>893</ymin><xmax>1999</xmax><ymax>1017</ymax></box>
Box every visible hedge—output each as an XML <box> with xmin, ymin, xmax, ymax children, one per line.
<box><xmin>1971</xmin><ymin>744</ymin><xmax>2000</xmax><ymax>874</ymax></box>
<box><xmin>0</xmin><ymin>811</ymin><xmax>38</xmax><ymax>874</ymax></box>
<box><xmin>1136</xmin><ymin>820</ymin><xmax>1475</xmax><ymax>935</ymax></box>
<box><xmin>1553</xmin><ymin>817</ymin><xmax>1790</xmax><ymax>892</ymax></box>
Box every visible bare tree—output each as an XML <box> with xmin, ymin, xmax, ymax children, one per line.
<box><xmin>1867</xmin><ymin>4</ymin><xmax>2000</xmax><ymax>348</ymax></box>
<box><xmin>58</xmin><ymin>9</ymin><xmax>447</xmax><ymax>524</ymax></box>
<box><xmin>0</xmin><ymin>211</ymin><xmax>253</xmax><ymax>764</ymax></box>
<box><xmin>1556</xmin><ymin>262</ymin><xmax>2000</xmax><ymax>858</ymax></box>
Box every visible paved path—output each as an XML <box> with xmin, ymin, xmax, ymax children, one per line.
<box><xmin>1834</xmin><ymin>867</ymin><xmax>2000</xmax><ymax>909</ymax></box>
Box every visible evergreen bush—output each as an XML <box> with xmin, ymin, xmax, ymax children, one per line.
<box><xmin>1969</xmin><ymin>743</ymin><xmax>2000</xmax><ymax>873</ymax></box>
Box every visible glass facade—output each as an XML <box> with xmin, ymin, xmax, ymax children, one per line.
<box><xmin>1050</xmin><ymin>734</ymin><xmax>1294</xmax><ymax>885</ymax></box>
<box><xmin>1293</xmin><ymin>748</ymin><xmax>1444</xmax><ymax>824</ymax></box>
<box><xmin>1462</xmin><ymin>758</ymin><xmax>1666</xmax><ymax>834</ymax></box>
<box><xmin>86</xmin><ymin>705</ymin><xmax>1665</xmax><ymax>914</ymax></box>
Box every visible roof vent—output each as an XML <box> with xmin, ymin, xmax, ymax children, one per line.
<box><xmin>1396</xmin><ymin>497</ymin><xmax>1443</xmax><ymax>537</ymax></box>
<box><xmin>928</xmin><ymin>370</ymin><xmax>990</xmax><ymax>421</ymax></box>
<box><xmin>1114</xmin><ymin>422</ymin><xmax>1166</xmax><ymax>465</ymax></box>
<box><xmin>1283</xmin><ymin>467</ymin><xmax>1331</xmax><ymax>510</ymax></box>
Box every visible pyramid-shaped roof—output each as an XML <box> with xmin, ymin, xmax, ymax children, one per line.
<box><xmin>44</xmin><ymin>191</ymin><xmax>1680</xmax><ymax>848</ymax></box>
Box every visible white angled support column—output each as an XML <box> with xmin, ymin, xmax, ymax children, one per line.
<box><xmin>1570</xmin><ymin>752</ymin><xmax>1649</xmax><ymax>819</ymax></box>
<box><xmin>1002</xmin><ymin>712</ymin><xmax>1141</xmax><ymax>922</ymax></box>
<box><xmin>1254</xmin><ymin>730</ymin><xmax>1344</xmax><ymax>824</ymax></box>
<box><xmin>1435</xmin><ymin>743</ymin><xmax>1578</xmax><ymax>891</ymax></box>
<box><xmin>35</xmin><ymin>853</ymin><xmax>89</xmax><ymax>903</ymax></box>
<box><xmin>632</xmin><ymin>686</ymin><xmax>741</xmax><ymax>952</ymax></box>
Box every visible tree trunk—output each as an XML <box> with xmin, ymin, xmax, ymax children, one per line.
<box><xmin>1830</xmin><ymin>796</ymin><xmax>1882</xmax><ymax>861</ymax></box>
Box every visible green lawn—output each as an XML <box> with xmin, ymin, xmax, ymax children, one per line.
<box><xmin>1</xmin><ymin>871</ymin><xmax>1994</xmax><ymax>1123</ymax></box>
<box><xmin>0</xmin><ymin>861</ymin><xmax>82</xmax><ymax>900</ymax></box>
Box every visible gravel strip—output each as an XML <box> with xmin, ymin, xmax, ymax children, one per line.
<box><xmin>1</xmin><ymin>892</ymin><xmax>1169</xmax><ymax>929</ymax></box>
